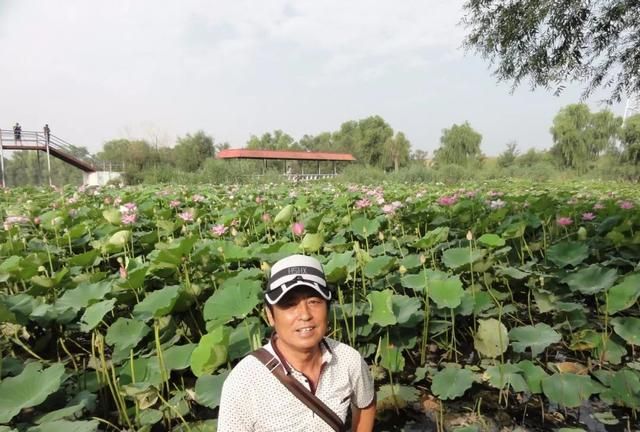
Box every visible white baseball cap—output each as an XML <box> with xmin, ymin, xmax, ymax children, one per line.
<box><xmin>265</xmin><ymin>254</ymin><xmax>331</xmax><ymax>305</ymax></box>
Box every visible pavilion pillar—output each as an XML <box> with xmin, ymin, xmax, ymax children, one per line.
<box><xmin>333</xmin><ymin>161</ymin><xmax>336</xmax><ymax>175</ymax></box>
<box><xmin>0</xmin><ymin>131</ymin><xmax>5</xmax><ymax>187</ymax></box>
<box><xmin>317</xmin><ymin>160</ymin><xmax>320</xmax><ymax>175</ymax></box>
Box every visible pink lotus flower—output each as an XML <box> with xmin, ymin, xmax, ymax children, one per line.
<box><xmin>122</xmin><ymin>213</ymin><xmax>137</xmax><ymax>225</ymax></box>
<box><xmin>255</xmin><ymin>196</ymin><xmax>263</xmax><ymax>204</ymax></box>
<box><xmin>211</xmin><ymin>224</ymin><xmax>227</xmax><ymax>236</ymax></box>
<box><xmin>355</xmin><ymin>198</ymin><xmax>371</xmax><ymax>209</ymax></box>
<box><xmin>262</xmin><ymin>213</ymin><xmax>271</xmax><ymax>222</ymax></box>
<box><xmin>119</xmin><ymin>266</ymin><xmax>128</xmax><ymax>279</ymax></box>
<box><xmin>291</xmin><ymin>221</ymin><xmax>305</xmax><ymax>236</ymax></box>
<box><xmin>169</xmin><ymin>200</ymin><xmax>181</xmax><ymax>208</ymax></box>
<box><xmin>619</xmin><ymin>200</ymin><xmax>634</xmax><ymax>209</ymax></box>
<box><xmin>192</xmin><ymin>194</ymin><xmax>205</xmax><ymax>203</ymax></box>
<box><xmin>178</xmin><ymin>210</ymin><xmax>195</xmax><ymax>222</ymax></box>
<box><xmin>556</xmin><ymin>217</ymin><xmax>573</xmax><ymax>226</ymax></box>
<box><xmin>437</xmin><ymin>195</ymin><xmax>458</xmax><ymax>206</ymax></box>
<box><xmin>103</xmin><ymin>197</ymin><xmax>112</xmax><ymax>205</ymax></box>
<box><xmin>582</xmin><ymin>212</ymin><xmax>596</xmax><ymax>221</ymax></box>
<box><xmin>593</xmin><ymin>202</ymin><xmax>605</xmax><ymax>210</ymax></box>
<box><xmin>33</xmin><ymin>216</ymin><xmax>41</xmax><ymax>225</ymax></box>
<box><xmin>114</xmin><ymin>197</ymin><xmax>122</xmax><ymax>206</ymax></box>
<box><xmin>382</xmin><ymin>204</ymin><xmax>396</xmax><ymax>215</ymax></box>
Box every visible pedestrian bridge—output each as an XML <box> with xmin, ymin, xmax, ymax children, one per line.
<box><xmin>0</xmin><ymin>128</ymin><xmax>122</xmax><ymax>186</ymax></box>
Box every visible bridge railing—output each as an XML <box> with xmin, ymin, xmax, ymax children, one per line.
<box><xmin>0</xmin><ymin>129</ymin><xmax>123</xmax><ymax>172</ymax></box>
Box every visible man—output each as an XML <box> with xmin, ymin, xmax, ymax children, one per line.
<box><xmin>43</xmin><ymin>124</ymin><xmax>50</xmax><ymax>144</ymax></box>
<box><xmin>13</xmin><ymin>122</ymin><xmax>22</xmax><ymax>143</ymax></box>
<box><xmin>218</xmin><ymin>254</ymin><xmax>376</xmax><ymax>432</ymax></box>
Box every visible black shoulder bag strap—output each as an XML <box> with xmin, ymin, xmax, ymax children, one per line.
<box><xmin>251</xmin><ymin>348</ymin><xmax>346</xmax><ymax>432</ymax></box>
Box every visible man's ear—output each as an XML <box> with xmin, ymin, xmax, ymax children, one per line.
<box><xmin>264</xmin><ymin>305</ymin><xmax>275</xmax><ymax>326</ymax></box>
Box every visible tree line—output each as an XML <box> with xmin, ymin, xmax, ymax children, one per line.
<box><xmin>2</xmin><ymin>107</ymin><xmax>640</xmax><ymax>186</ymax></box>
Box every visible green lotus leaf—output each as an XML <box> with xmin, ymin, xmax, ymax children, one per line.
<box><xmin>392</xmin><ymin>295</ymin><xmax>422</xmax><ymax>327</ymax></box>
<box><xmin>516</xmin><ymin>360</ymin><xmax>548</xmax><ymax>394</ymax></box>
<box><xmin>133</xmin><ymin>285</ymin><xmax>181</xmax><ymax>321</ymax></box>
<box><xmin>509</xmin><ymin>323</ymin><xmax>561</xmax><ymax>357</ymax></box>
<box><xmin>600</xmin><ymin>369</ymin><xmax>640</xmax><ymax>408</ymax></box>
<box><xmin>477</xmin><ymin>233</ymin><xmax>505</xmax><ymax>248</ymax></box>
<box><xmin>274</xmin><ymin>204</ymin><xmax>294</xmax><ymax>224</ymax></box>
<box><xmin>203</xmin><ymin>276</ymin><xmax>262</xmax><ymax>327</ymax></box>
<box><xmin>485</xmin><ymin>363</ymin><xmax>528</xmax><ymax>393</ymax></box>
<box><xmin>139</xmin><ymin>409</ymin><xmax>163</xmax><ymax>426</ymax></box>
<box><xmin>379</xmin><ymin>341</ymin><xmax>405</xmax><ymax>373</ymax></box>
<box><xmin>323</xmin><ymin>251</ymin><xmax>355</xmax><ymax>283</ymax></box>
<box><xmin>194</xmin><ymin>371</ymin><xmax>230</xmax><ymax>409</ymax></box>
<box><xmin>80</xmin><ymin>298</ymin><xmax>116</xmax><ymax>332</ymax></box>
<box><xmin>106</xmin><ymin>230</ymin><xmax>131</xmax><ymax>250</ymax></box>
<box><xmin>495</xmin><ymin>265</ymin><xmax>530</xmax><ymax>279</ymax></box>
<box><xmin>27</xmin><ymin>420</ymin><xmax>99</xmax><ymax>432</ymax></box>
<box><xmin>611</xmin><ymin>317</ymin><xmax>640</xmax><ymax>345</ymax></box>
<box><xmin>541</xmin><ymin>373</ymin><xmax>602</xmax><ymax>408</ymax></box>
<box><xmin>474</xmin><ymin>318</ymin><xmax>509</xmax><ymax>358</ymax></box>
<box><xmin>546</xmin><ymin>241</ymin><xmax>589</xmax><ymax>268</ymax></box>
<box><xmin>350</xmin><ymin>216</ymin><xmax>380</xmax><ymax>238</ymax></box>
<box><xmin>35</xmin><ymin>391</ymin><xmax>96</xmax><ymax>424</ymax></box>
<box><xmin>376</xmin><ymin>384</ymin><xmax>420</xmax><ymax>411</ymax></box>
<box><xmin>442</xmin><ymin>247</ymin><xmax>485</xmax><ymax>270</ymax></box>
<box><xmin>228</xmin><ymin>317</ymin><xmax>264</xmax><ymax>361</ymax></box>
<box><xmin>400</xmin><ymin>270</ymin><xmax>428</xmax><ymax>292</ymax></box>
<box><xmin>562</xmin><ymin>265</ymin><xmax>618</xmax><ymax>295</ymax></box>
<box><xmin>190</xmin><ymin>326</ymin><xmax>230</xmax><ymax>377</ymax></box>
<box><xmin>592</xmin><ymin>412</ymin><xmax>620</xmax><ymax>426</ymax></box>
<box><xmin>102</xmin><ymin>208</ymin><xmax>121</xmax><ymax>225</ymax></box>
<box><xmin>414</xmin><ymin>226</ymin><xmax>449</xmax><ymax>250</ymax></box>
<box><xmin>0</xmin><ymin>302</ymin><xmax>17</xmax><ymax>324</ymax></box>
<box><xmin>606</xmin><ymin>273</ymin><xmax>640</xmax><ymax>314</ymax></box>
<box><xmin>57</xmin><ymin>280</ymin><xmax>112</xmax><ymax>310</ymax></box>
<box><xmin>67</xmin><ymin>248</ymin><xmax>101</xmax><ymax>268</ymax></box>
<box><xmin>299</xmin><ymin>232</ymin><xmax>324</xmax><ymax>253</ymax></box>
<box><xmin>171</xmin><ymin>420</ymin><xmax>218</xmax><ymax>432</ymax></box>
<box><xmin>364</xmin><ymin>255</ymin><xmax>396</xmax><ymax>279</ymax></box>
<box><xmin>431</xmin><ymin>366</ymin><xmax>475</xmax><ymax>400</ymax></box>
<box><xmin>163</xmin><ymin>344</ymin><xmax>197</xmax><ymax>371</ymax></box>
<box><xmin>399</xmin><ymin>254</ymin><xmax>422</xmax><ymax>271</ymax></box>
<box><xmin>0</xmin><ymin>362</ymin><xmax>66</xmax><ymax>423</ymax></box>
<box><xmin>429</xmin><ymin>276</ymin><xmax>464</xmax><ymax>309</ymax></box>
<box><xmin>105</xmin><ymin>317</ymin><xmax>151</xmax><ymax>354</ymax></box>
<box><xmin>366</xmin><ymin>289</ymin><xmax>396</xmax><ymax>327</ymax></box>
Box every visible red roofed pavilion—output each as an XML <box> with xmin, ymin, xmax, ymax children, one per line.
<box><xmin>216</xmin><ymin>148</ymin><xmax>356</xmax><ymax>179</ymax></box>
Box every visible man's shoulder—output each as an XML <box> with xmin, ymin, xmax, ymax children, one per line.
<box><xmin>325</xmin><ymin>337</ymin><xmax>365</xmax><ymax>362</ymax></box>
<box><xmin>223</xmin><ymin>352</ymin><xmax>267</xmax><ymax>388</ymax></box>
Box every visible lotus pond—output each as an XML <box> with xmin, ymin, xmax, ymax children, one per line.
<box><xmin>1</xmin><ymin>180</ymin><xmax>640</xmax><ymax>432</ymax></box>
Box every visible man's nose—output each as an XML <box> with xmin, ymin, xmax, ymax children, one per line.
<box><xmin>296</xmin><ymin>301</ymin><xmax>311</xmax><ymax>319</ymax></box>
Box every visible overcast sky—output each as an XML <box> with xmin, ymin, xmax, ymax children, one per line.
<box><xmin>0</xmin><ymin>0</ymin><xmax>627</xmax><ymax>156</ymax></box>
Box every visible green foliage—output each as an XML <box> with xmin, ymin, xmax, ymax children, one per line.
<box><xmin>549</xmin><ymin>104</ymin><xmax>621</xmax><ymax>171</ymax></box>
<box><xmin>620</xmin><ymin>114</ymin><xmax>640</xmax><ymax>166</ymax></box>
<box><xmin>246</xmin><ymin>130</ymin><xmax>296</xmax><ymax>150</ymax></box>
<box><xmin>431</xmin><ymin>367</ymin><xmax>476</xmax><ymax>400</ymax></box>
<box><xmin>434</xmin><ymin>122</ymin><xmax>483</xmax><ymax>166</ymax></box>
<box><xmin>497</xmin><ymin>141</ymin><xmax>518</xmax><ymax>168</ymax></box>
<box><xmin>463</xmin><ymin>0</ymin><xmax>640</xmax><ymax>102</ymax></box>
<box><xmin>173</xmin><ymin>131</ymin><xmax>215</xmax><ymax>172</ymax></box>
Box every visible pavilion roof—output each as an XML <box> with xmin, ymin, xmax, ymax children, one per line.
<box><xmin>216</xmin><ymin>148</ymin><xmax>356</xmax><ymax>162</ymax></box>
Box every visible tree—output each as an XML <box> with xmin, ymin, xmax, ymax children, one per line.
<box><xmin>174</xmin><ymin>131</ymin><xmax>215</xmax><ymax>172</ymax></box>
<box><xmin>332</xmin><ymin>116</ymin><xmax>394</xmax><ymax>167</ymax></box>
<box><xmin>97</xmin><ymin>139</ymin><xmax>156</xmax><ymax>171</ymax></box>
<box><xmin>384</xmin><ymin>131</ymin><xmax>411</xmax><ymax>172</ymax></box>
<box><xmin>497</xmin><ymin>141</ymin><xmax>519</xmax><ymax>168</ymax></box>
<box><xmin>410</xmin><ymin>149</ymin><xmax>429</xmax><ymax>162</ymax></box>
<box><xmin>299</xmin><ymin>132</ymin><xmax>334</xmax><ymax>152</ymax></box>
<box><xmin>549</xmin><ymin>104</ymin><xmax>621</xmax><ymax>170</ymax></box>
<box><xmin>620</xmin><ymin>114</ymin><xmax>640</xmax><ymax>165</ymax></box>
<box><xmin>434</xmin><ymin>122</ymin><xmax>483</xmax><ymax>166</ymax></box>
<box><xmin>463</xmin><ymin>0</ymin><xmax>640</xmax><ymax>102</ymax></box>
<box><xmin>246</xmin><ymin>130</ymin><xmax>295</xmax><ymax>150</ymax></box>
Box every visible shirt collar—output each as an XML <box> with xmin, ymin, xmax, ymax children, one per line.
<box><xmin>269</xmin><ymin>333</ymin><xmax>333</xmax><ymax>375</ymax></box>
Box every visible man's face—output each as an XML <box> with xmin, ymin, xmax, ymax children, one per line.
<box><xmin>266</xmin><ymin>287</ymin><xmax>328</xmax><ymax>353</ymax></box>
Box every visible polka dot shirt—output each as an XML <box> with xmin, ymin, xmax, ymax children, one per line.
<box><xmin>217</xmin><ymin>337</ymin><xmax>375</xmax><ymax>432</ymax></box>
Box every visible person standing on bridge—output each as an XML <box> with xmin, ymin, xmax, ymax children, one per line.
<box><xmin>13</xmin><ymin>123</ymin><xmax>22</xmax><ymax>143</ymax></box>
<box><xmin>43</xmin><ymin>124</ymin><xmax>50</xmax><ymax>144</ymax></box>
